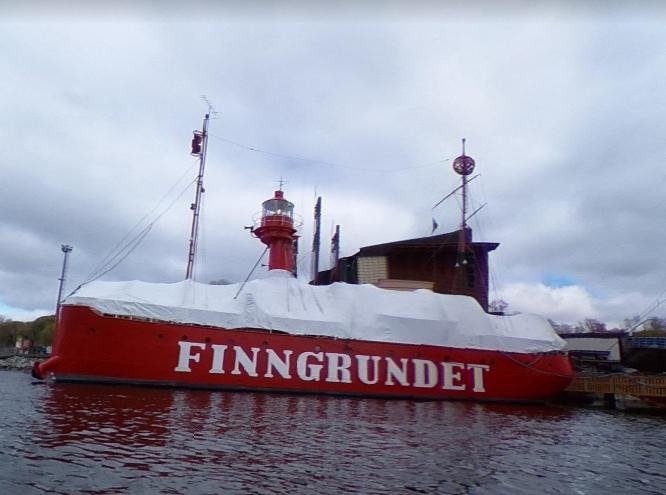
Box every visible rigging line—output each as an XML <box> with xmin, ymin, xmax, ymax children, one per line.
<box><xmin>82</xmin><ymin>178</ymin><xmax>197</xmax><ymax>286</ymax></box>
<box><xmin>85</xmin><ymin>226</ymin><xmax>153</xmax><ymax>283</ymax></box>
<box><xmin>233</xmin><ymin>246</ymin><xmax>269</xmax><ymax>300</ymax></box>
<box><xmin>628</xmin><ymin>301</ymin><xmax>666</xmax><ymax>332</ymax></box>
<box><xmin>471</xmin><ymin>178</ymin><xmax>504</xmax><ymax>301</ymax></box>
<box><xmin>86</xmin><ymin>176</ymin><xmax>197</xmax><ymax>282</ymax></box>
<box><xmin>432</xmin><ymin>174</ymin><xmax>481</xmax><ymax>210</ymax></box>
<box><xmin>634</xmin><ymin>290</ymin><xmax>666</xmax><ymax>324</ymax></box>
<box><xmin>86</xmin><ymin>159</ymin><xmax>199</xmax><ymax>281</ymax></box>
<box><xmin>466</xmin><ymin>197</ymin><xmax>494</xmax><ymax>311</ymax></box>
<box><xmin>209</xmin><ymin>132</ymin><xmax>451</xmax><ymax>173</ymax></box>
<box><xmin>67</xmin><ymin>224</ymin><xmax>155</xmax><ymax>299</ymax></box>
<box><xmin>294</xmin><ymin>252</ymin><xmax>310</xmax><ymax>274</ymax></box>
<box><xmin>87</xmin><ymin>160</ymin><xmax>197</xmax><ymax>280</ymax></box>
<box><xmin>83</xmin><ymin>224</ymin><xmax>154</xmax><ymax>286</ymax></box>
<box><xmin>469</xmin><ymin>193</ymin><xmax>513</xmax><ymax>334</ymax></box>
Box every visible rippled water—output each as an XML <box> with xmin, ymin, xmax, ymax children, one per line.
<box><xmin>1</xmin><ymin>370</ymin><xmax>664</xmax><ymax>494</ymax></box>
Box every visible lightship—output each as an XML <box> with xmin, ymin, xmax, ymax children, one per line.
<box><xmin>33</xmin><ymin>115</ymin><xmax>573</xmax><ymax>401</ymax></box>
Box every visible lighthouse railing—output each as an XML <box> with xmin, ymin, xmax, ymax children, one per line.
<box><xmin>252</xmin><ymin>211</ymin><xmax>303</xmax><ymax>230</ymax></box>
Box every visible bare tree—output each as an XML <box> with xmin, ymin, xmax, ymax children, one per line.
<box><xmin>577</xmin><ymin>318</ymin><xmax>607</xmax><ymax>333</ymax></box>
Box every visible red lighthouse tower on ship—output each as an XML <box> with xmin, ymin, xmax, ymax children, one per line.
<box><xmin>252</xmin><ymin>189</ymin><xmax>298</xmax><ymax>273</ymax></box>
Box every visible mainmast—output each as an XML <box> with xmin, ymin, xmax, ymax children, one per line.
<box><xmin>185</xmin><ymin>112</ymin><xmax>210</xmax><ymax>280</ymax></box>
<box><xmin>452</xmin><ymin>138</ymin><xmax>476</xmax><ymax>265</ymax></box>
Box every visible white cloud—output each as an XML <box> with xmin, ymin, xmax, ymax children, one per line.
<box><xmin>495</xmin><ymin>282</ymin><xmax>660</xmax><ymax>327</ymax></box>
<box><xmin>497</xmin><ymin>283</ymin><xmax>600</xmax><ymax>323</ymax></box>
<box><xmin>1</xmin><ymin>8</ymin><xmax>666</xmax><ymax>324</ymax></box>
<box><xmin>0</xmin><ymin>303</ymin><xmax>52</xmax><ymax>322</ymax></box>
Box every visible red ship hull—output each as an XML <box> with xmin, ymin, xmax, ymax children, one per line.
<box><xmin>35</xmin><ymin>306</ymin><xmax>574</xmax><ymax>402</ymax></box>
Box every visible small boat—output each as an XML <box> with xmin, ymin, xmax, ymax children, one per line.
<box><xmin>33</xmin><ymin>117</ymin><xmax>573</xmax><ymax>401</ymax></box>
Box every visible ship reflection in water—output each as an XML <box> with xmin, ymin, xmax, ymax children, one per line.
<box><xmin>2</xmin><ymin>371</ymin><xmax>664</xmax><ymax>495</ymax></box>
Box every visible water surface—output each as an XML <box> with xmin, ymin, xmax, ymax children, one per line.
<box><xmin>1</xmin><ymin>370</ymin><xmax>664</xmax><ymax>494</ymax></box>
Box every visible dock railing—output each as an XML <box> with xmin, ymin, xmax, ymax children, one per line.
<box><xmin>623</xmin><ymin>337</ymin><xmax>666</xmax><ymax>350</ymax></box>
<box><xmin>567</xmin><ymin>373</ymin><xmax>666</xmax><ymax>397</ymax></box>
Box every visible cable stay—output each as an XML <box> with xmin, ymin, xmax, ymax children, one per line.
<box><xmin>627</xmin><ymin>298</ymin><xmax>666</xmax><ymax>333</ymax></box>
<box><xmin>465</xmin><ymin>203</ymin><xmax>487</xmax><ymax>224</ymax></box>
<box><xmin>84</xmin><ymin>159</ymin><xmax>198</xmax><ymax>283</ymax></box>
<box><xmin>233</xmin><ymin>246</ymin><xmax>269</xmax><ymax>300</ymax></box>
<box><xmin>209</xmin><ymin>132</ymin><xmax>451</xmax><ymax>174</ymax></box>
<box><xmin>71</xmin><ymin>177</ymin><xmax>197</xmax><ymax>295</ymax></box>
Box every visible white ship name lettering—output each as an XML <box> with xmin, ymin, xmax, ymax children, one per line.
<box><xmin>174</xmin><ymin>342</ymin><xmax>490</xmax><ymax>392</ymax></box>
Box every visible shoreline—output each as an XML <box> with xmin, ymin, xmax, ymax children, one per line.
<box><xmin>0</xmin><ymin>355</ymin><xmax>42</xmax><ymax>372</ymax></box>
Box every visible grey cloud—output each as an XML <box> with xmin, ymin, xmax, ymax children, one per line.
<box><xmin>1</xmin><ymin>9</ymin><xmax>665</xmax><ymax>322</ymax></box>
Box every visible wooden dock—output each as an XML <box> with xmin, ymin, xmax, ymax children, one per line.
<box><xmin>567</xmin><ymin>373</ymin><xmax>666</xmax><ymax>397</ymax></box>
<box><xmin>562</xmin><ymin>373</ymin><xmax>666</xmax><ymax>410</ymax></box>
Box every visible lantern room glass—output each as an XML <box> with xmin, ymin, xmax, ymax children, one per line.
<box><xmin>262</xmin><ymin>198</ymin><xmax>294</xmax><ymax>218</ymax></box>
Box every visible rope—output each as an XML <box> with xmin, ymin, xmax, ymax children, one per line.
<box><xmin>233</xmin><ymin>246</ymin><xmax>269</xmax><ymax>300</ymax></box>
<box><xmin>85</xmin><ymin>159</ymin><xmax>198</xmax><ymax>282</ymax></box>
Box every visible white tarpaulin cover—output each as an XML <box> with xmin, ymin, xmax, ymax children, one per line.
<box><xmin>64</xmin><ymin>270</ymin><xmax>566</xmax><ymax>353</ymax></box>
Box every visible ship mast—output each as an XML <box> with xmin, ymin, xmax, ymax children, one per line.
<box><xmin>185</xmin><ymin>112</ymin><xmax>210</xmax><ymax>280</ymax></box>
<box><xmin>55</xmin><ymin>244</ymin><xmax>73</xmax><ymax>323</ymax></box>
<box><xmin>311</xmin><ymin>196</ymin><xmax>322</xmax><ymax>283</ymax></box>
<box><xmin>452</xmin><ymin>138</ymin><xmax>476</xmax><ymax>265</ymax></box>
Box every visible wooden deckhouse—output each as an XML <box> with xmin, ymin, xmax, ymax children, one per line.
<box><xmin>315</xmin><ymin>228</ymin><xmax>498</xmax><ymax>311</ymax></box>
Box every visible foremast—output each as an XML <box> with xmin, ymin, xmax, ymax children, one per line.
<box><xmin>185</xmin><ymin>113</ymin><xmax>210</xmax><ymax>280</ymax></box>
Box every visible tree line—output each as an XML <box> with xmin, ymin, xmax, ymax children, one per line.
<box><xmin>548</xmin><ymin>317</ymin><xmax>666</xmax><ymax>336</ymax></box>
<box><xmin>489</xmin><ymin>299</ymin><xmax>666</xmax><ymax>336</ymax></box>
<box><xmin>0</xmin><ymin>315</ymin><xmax>55</xmax><ymax>347</ymax></box>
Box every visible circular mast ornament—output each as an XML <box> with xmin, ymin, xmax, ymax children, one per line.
<box><xmin>453</xmin><ymin>155</ymin><xmax>475</xmax><ymax>175</ymax></box>
<box><xmin>453</xmin><ymin>138</ymin><xmax>475</xmax><ymax>176</ymax></box>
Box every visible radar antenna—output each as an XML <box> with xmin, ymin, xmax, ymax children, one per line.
<box><xmin>201</xmin><ymin>95</ymin><xmax>218</xmax><ymax>117</ymax></box>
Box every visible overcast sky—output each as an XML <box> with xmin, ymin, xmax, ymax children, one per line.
<box><xmin>1</xmin><ymin>2</ymin><xmax>665</xmax><ymax>326</ymax></box>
